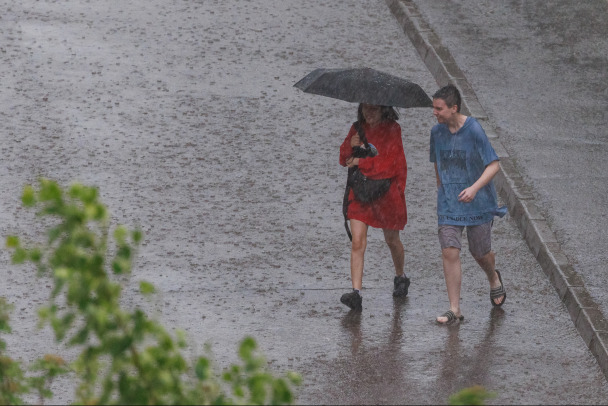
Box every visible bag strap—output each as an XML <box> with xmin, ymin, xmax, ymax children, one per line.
<box><xmin>343</xmin><ymin>166</ymin><xmax>356</xmax><ymax>241</ymax></box>
<box><xmin>343</xmin><ymin>121</ymin><xmax>367</xmax><ymax>241</ymax></box>
<box><xmin>353</xmin><ymin>121</ymin><xmax>370</xmax><ymax>149</ymax></box>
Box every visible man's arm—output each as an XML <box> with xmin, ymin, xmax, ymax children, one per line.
<box><xmin>458</xmin><ymin>160</ymin><xmax>499</xmax><ymax>203</ymax></box>
<box><xmin>434</xmin><ymin>163</ymin><xmax>441</xmax><ymax>188</ymax></box>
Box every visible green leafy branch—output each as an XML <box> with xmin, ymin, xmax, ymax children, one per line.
<box><xmin>2</xmin><ymin>179</ymin><xmax>300</xmax><ymax>405</ymax></box>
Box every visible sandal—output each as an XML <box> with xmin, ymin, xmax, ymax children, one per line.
<box><xmin>490</xmin><ymin>270</ymin><xmax>507</xmax><ymax>307</ymax></box>
<box><xmin>436</xmin><ymin>310</ymin><xmax>464</xmax><ymax>324</ymax></box>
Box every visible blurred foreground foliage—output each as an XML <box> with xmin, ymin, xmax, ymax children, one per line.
<box><xmin>2</xmin><ymin>179</ymin><xmax>300</xmax><ymax>405</ymax></box>
<box><xmin>448</xmin><ymin>385</ymin><xmax>496</xmax><ymax>405</ymax></box>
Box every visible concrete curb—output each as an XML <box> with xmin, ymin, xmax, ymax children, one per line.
<box><xmin>385</xmin><ymin>0</ymin><xmax>608</xmax><ymax>380</ymax></box>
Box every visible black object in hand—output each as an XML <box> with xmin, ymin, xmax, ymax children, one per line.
<box><xmin>352</xmin><ymin>145</ymin><xmax>378</xmax><ymax>158</ymax></box>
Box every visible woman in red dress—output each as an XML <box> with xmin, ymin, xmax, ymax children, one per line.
<box><xmin>338</xmin><ymin>104</ymin><xmax>410</xmax><ymax>311</ymax></box>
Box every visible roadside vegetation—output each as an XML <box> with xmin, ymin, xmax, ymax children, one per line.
<box><xmin>449</xmin><ymin>385</ymin><xmax>495</xmax><ymax>405</ymax></box>
<box><xmin>1</xmin><ymin>179</ymin><xmax>300</xmax><ymax>405</ymax></box>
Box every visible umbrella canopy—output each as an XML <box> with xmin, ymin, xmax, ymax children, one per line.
<box><xmin>294</xmin><ymin>67</ymin><xmax>432</xmax><ymax>108</ymax></box>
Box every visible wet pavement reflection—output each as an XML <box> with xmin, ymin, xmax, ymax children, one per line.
<box><xmin>322</xmin><ymin>303</ymin><xmax>507</xmax><ymax>404</ymax></box>
<box><xmin>436</xmin><ymin>308</ymin><xmax>505</xmax><ymax>398</ymax></box>
<box><xmin>334</xmin><ymin>299</ymin><xmax>411</xmax><ymax>404</ymax></box>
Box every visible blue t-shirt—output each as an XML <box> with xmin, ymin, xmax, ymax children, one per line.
<box><xmin>430</xmin><ymin>117</ymin><xmax>507</xmax><ymax>226</ymax></box>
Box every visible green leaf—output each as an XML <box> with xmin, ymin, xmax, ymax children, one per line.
<box><xmin>29</xmin><ymin>248</ymin><xmax>42</xmax><ymax>262</ymax></box>
<box><xmin>132</xmin><ymin>229</ymin><xmax>143</xmax><ymax>243</ymax></box>
<box><xmin>116</xmin><ymin>245</ymin><xmax>131</xmax><ymax>260</ymax></box>
<box><xmin>22</xmin><ymin>185</ymin><xmax>36</xmax><ymax>206</ymax></box>
<box><xmin>286</xmin><ymin>371</ymin><xmax>302</xmax><ymax>385</ymax></box>
<box><xmin>39</xmin><ymin>179</ymin><xmax>62</xmax><ymax>202</ymax></box>
<box><xmin>113</xmin><ymin>226</ymin><xmax>127</xmax><ymax>242</ymax></box>
<box><xmin>139</xmin><ymin>281</ymin><xmax>155</xmax><ymax>295</ymax></box>
<box><xmin>11</xmin><ymin>248</ymin><xmax>27</xmax><ymax>264</ymax></box>
<box><xmin>54</xmin><ymin>267</ymin><xmax>70</xmax><ymax>281</ymax></box>
<box><xmin>239</xmin><ymin>336</ymin><xmax>257</xmax><ymax>359</ymax></box>
<box><xmin>195</xmin><ymin>357</ymin><xmax>211</xmax><ymax>380</ymax></box>
<box><xmin>79</xmin><ymin>185</ymin><xmax>98</xmax><ymax>204</ymax></box>
<box><xmin>448</xmin><ymin>385</ymin><xmax>496</xmax><ymax>405</ymax></box>
<box><xmin>5</xmin><ymin>236</ymin><xmax>19</xmax><ymax>248</ymax></box>
<box><xmin>112</xmin><ymin>259</ymin><xmax>129</xmax><ymax>274</ymax></box>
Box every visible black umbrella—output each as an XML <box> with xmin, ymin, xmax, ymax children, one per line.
<box><xmin>293</xmin><ymin>67</ymin><xmax>432</xmax><ymax>108</ymax></box>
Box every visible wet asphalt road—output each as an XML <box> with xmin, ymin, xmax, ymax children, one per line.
<box><xmin>0</xmin><ymin>0</ymin><xmax>607</xmax><ymax>404</ymax></box>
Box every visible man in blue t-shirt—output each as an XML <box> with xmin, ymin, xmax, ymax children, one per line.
<box><xmin>430</xmin><ymin>84</ymin><xmax>507</xmax><ymax>324</ymax></box>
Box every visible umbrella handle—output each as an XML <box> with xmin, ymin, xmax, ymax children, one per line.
<box><xmin>353</xmin><ymin>121</ymin><xmax>370</xmax><ymax>149</ymax></box>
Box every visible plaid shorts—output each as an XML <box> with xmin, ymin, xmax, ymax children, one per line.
<box><xmin>438</xmin><ymin>221</ymin><xmax>493</xmax><ymax>258</ymax></box>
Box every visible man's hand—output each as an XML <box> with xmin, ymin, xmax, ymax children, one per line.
<box><xmin>458</xmin><ymin>187</ymin><xmax>478</xmax><ymax>203</ymax></box>
<box><xmin>457</xmin><ymin>161</ymin><xmax>500</xmax><ymax>203</ymax></box>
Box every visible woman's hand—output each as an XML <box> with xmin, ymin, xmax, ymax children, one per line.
<box><xmin>350</xmin><ymin>134</ymin><xmax>362</xmax><ymax>148</ymax></box>
<box><xmin>346</xmin><ymin>157</ymin><xmax>359</xmax><ymax>167</ymax></box>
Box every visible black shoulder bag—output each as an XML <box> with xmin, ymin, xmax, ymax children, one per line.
<box><xmin>342</xmin><ymin>121</ymin><xmax>391</xmax><ymax>241</ymax></box>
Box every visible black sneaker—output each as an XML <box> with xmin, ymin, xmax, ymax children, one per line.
<box><xmin>340</xmin><ymin>290</ymin><xmax>362</xmax><ymax>311</ymax></box>
<box><xmin>393</xmin><ymin>275</ymin><xmax>410</xmax><ymax>297</ymax></box>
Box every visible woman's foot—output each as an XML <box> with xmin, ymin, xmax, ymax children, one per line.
<box><xmin>393</xmin><ymin>275</ymin><xmax>410</xmax><ymax>297</ymax></box>
<box><xmin>340</xmin><ymin>289</ymin><xmax>362</xmax><ymax>311</ymax></box>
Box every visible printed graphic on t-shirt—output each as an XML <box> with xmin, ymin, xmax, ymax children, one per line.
<box><xmin>440</xmin><ymin>149</ymin><xmax>467</xmax><ymax>183</ymax></box>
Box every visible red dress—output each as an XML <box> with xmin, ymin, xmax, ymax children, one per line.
<box><xmin>339</xmin><ymin>121</ymin><xmax>407</xmax><ymax>230</ymax></box>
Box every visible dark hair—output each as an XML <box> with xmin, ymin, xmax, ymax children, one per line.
<box><xmin>432</xmin><ymin>84</ymin><xmax>461</xmax><ymax>113</ymax></box>
<box><xmin>357</xmin><ymin>104</ymin><xmax>399</xmax><ymax>123</ymax></box>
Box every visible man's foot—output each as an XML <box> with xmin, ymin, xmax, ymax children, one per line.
<box><xmin>490</xmin><ymin>270</ymin><xmax>506</xmax><ymax>307</ymax></box>
<box><xmin>393</xmin><ymin>275</ymin><xmax>410</xmax><ymax>297</ymax></box>
<box><xmin>436</xmin><ymin>310</ymin><xmax>464</xmax><ymax>324</ymax></box>
<box><xmin>340</xmin><ymin>289</ymin><xmax>362</xmax><ymax>311</ymax></box>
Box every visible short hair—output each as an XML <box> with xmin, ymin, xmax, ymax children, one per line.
<box><xmin>357</xmin><ymin>104</ymin><xmax>399</xmax><ymax>123</ymax></box>
<box><xmin>433</xmin><ymin>84</ymin><xmax>461</xmax><ymax>113</ymax></box>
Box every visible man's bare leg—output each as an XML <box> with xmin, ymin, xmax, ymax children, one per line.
<box><xmin>475</xmin><ymin>251</ymin><xmax>504</xmax><ymax>305</ymax></box>
<box><xmin>437</xmin><ymin>247</ymin><xmax>463</xmax><ymax>323</ymax></box>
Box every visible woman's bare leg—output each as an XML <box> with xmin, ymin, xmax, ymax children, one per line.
<box><xmin>349</xmin><ymin>219</ymin><xmax>368</xmax><ymax>290</ymax></box>
<box><xmin>383</xmin><ymin>229</ymin><xmax>404</xmax><ymax>277</ymax></box>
